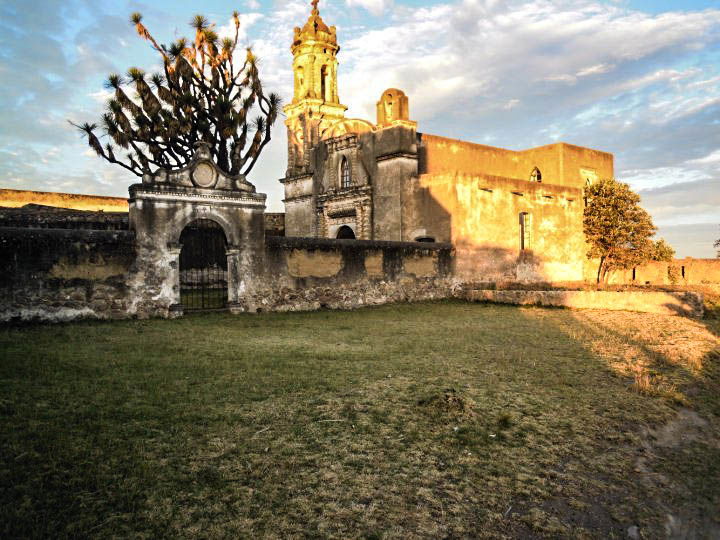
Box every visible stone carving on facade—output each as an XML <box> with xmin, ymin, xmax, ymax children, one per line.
<box><xmin>140</xmin><ymin>142</ymin><xmax>257</xmax><ymax>194</ymax></box>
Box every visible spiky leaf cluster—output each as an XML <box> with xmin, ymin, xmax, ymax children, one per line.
<box><xmin>584</xmin><ymin>178</ymin><xmax>659</xmax><ymax>283</ymax></box>
<box><xmin>72</xmin><ymin>11</ymin><xmax>280</xmax><ymax>178</ymax></box>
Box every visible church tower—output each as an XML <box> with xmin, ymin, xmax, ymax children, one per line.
<box><xmin>283</xmin><ymin>0</ymin><xmax>347</xmax><ymax>176</ymax></box>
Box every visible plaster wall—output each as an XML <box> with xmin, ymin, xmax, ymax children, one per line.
<box><xmin>419</xmin><ymin>135</ymin><xmax>613</xmax><ymax>188</ymax></box>
<box><xmin>417</xmin><ymin>172</ymin><xmax>586</xmax><ymax>282</ymax></box>
<box><xmin>284</xmin><ymin>197</ymin><xmax>315</xmax><ymax>237</ymax></box>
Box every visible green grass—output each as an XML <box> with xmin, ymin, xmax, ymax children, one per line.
<box><xmin>1</xmin><ymin>301</ymin><xmax>718</xmax><ymax>538</ymax></box>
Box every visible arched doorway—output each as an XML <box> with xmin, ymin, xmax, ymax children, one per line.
<box><xmin>336</xmin><ymin>225</ymin><xmax>356</xmax><ymax>239</ymax></box>
<box><xmin>179</xmin><ymin>219</ymin><xmax>228</xmax><ymax>310</ymax></box>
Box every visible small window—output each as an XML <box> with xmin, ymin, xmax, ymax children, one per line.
<box><xmin>530</xmin><ymin>167</ymin><xmax>542</xmax><ymax>182</ymax></box>
<box><xmin>340</xmin><ymin>156</ymin><xmax>352</xmax><ymax>188</ymax></box>
<box><xmin>519</xmin><ymin>212</ymin><xmax>531</xmax><ymax>251</ymax></box>
<box><xmin>320</xmin><ymin>65</ymin><xmax>328</xmax><ymax>101</ymax></box>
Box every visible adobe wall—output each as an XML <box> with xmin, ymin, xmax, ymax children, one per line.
<box><xmin>418</xmin><ymin>135</ymin><xmax>613</xmax><ymax>188</ymax></box>
<box><xmin>250</xmin><ymin>237</ymin><xmax>457</xmax><ymax>312</ymax></box>
<box><xmin>409</xmin><ymin>172</ymin><xmax>586</xmax><ymax>282</ymax></box>
<box><xmin>0</xmin><ymin>228</ymin><xmax>136</xmax><ymax>322</ymax></box>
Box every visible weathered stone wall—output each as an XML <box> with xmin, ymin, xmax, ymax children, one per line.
<box><xmin>0</xmin><ymin>225</ymin><xmax>459</xmax><ymax>322</ymax></box>
<box><xmin>466</xmin><ymin>289</ymin><xmax>705</xmax><ymax>318</ymax></box>
<box><xmin>0</xmin><ymin>228</ymin><xmax>135</xmax><ymax>322</ymax></box>
<box><xmin>264</xmin><ymin>213</ymin><xmax>285</xmax><ymax>236</ymax></box>
<box><xmin>246</xmin><ymin>236</ymin><xmax>458</xmax><ymax>312</ymax></box>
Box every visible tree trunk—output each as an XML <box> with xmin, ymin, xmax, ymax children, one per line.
<box><xmin>596</xmin><ymin>256</ymin><xmax>605</xmax><ymax>285</ymax></box>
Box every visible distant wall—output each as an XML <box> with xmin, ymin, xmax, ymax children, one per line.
<box><xmin>0</xmin><ymin>228</ymin><xmax>135</xmax><ymax>322</ymax></box>
<box><xmin>0</xmin><ymin>189</ymin><xmax>128</xmax><ymax>212</ymax></box>
<box><xmin>0</xmin><ymin>206</ymin><xmax>129</xmax><ymax>231</ymax></box>
<box><xmin>0</xmin><ymin>204</ymin><xmax>285</xmax><ymax>237</ymax></box>
<box><xmin>603</xmin><ymin>258</ymin><xmax>720</xmax><ymax>286</ymax></box>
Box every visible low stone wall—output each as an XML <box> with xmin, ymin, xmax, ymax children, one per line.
<box><xmin>0</xmin><ymin>229</ymin><xmax>459</xmax><ymax>322</ymax></box>
<box><xmin>247</xmin><ymin>237</ymin><xmax>457</xmax><ymax>312</ymax></box>
<box><xmin>0</xmin><ymin>227</ymin><xmax>135</xmax><ymax>322</ymax></box>
<box><xmin>465</xmin><ymin>289</ymin><xmax>705</xmax><ymax>317</ymax></box>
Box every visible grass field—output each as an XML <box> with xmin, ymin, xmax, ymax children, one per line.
<box><xmin>1</xmin><ymin>301</ymin><xmax>719</xmax><ymax>538</ymax></box>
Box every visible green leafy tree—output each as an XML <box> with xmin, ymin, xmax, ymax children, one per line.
<box><xmin>72</xmin><ymin>12</ymin><xmax>280</xmax><ymax>178</ymax></box>
<box><xmin>649</xmin><ymin>238</ymin><xmax>675</xmax><ymax>262</ymax></box>
<box><xmin>584</xmin><ymin>178</ymin><xmax>658</xmax><ymax>283</ymax></box>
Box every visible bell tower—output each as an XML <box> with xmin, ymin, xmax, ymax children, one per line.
<box><xmin>283</xmin><ymin>0</ymin><xmax>347</xmax><ymax>176</ymax></box>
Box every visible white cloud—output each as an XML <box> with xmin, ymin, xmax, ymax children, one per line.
<box><xmin>216</xmin><ymin>12</ymin><xmax>264</xmax><ymax>45</ymax></box>
<box><xmin>88</xmin><ymin>89</ymin><xmax>113</xmax><ymax>103</ymax></box>
<box><xmin>688</xmin><ymin>150</ymin><xmax>720</xmax><ymax>165</ymax></box>
<box><xmin>577</xmin><ymin>63</ymin><xmax>614</xmax><ymax>77</ymax></box>
<box><xmin>2</xmin><ymin>0</ymin><xmax>719</xmax><ymax>250</ymax></box>
<box><xmin>346</xmin><ymin>0</ymin><xmax>392</xmax><ymax>16</ymax></box>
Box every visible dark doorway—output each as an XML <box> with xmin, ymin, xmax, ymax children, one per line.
<box><xmin>179</xmin><ymin>219</ymin><xmax>228</xmax><ymax>310</ymax></box>
<box><xmin>336</xmin><ymin>225</ymin><xmax>356</xmax><ymax>239</ymax></box>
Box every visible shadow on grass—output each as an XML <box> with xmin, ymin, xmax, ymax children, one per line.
<box><xmin>511</xmin><ymin>305</ymin><xmax>720</xmax><ymax>537</ymax></box>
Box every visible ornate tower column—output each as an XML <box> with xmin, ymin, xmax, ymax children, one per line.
<box><xmin>281</xmin><ymin>0</ymin><xmax>348</xmax><ymax>236</ymax></box>
<box><xmin>284</xmin><ymin>0</ymin><xmax>348</xmax><ymax>174</ymax></box>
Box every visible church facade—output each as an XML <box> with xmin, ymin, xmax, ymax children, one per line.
<box><xmin>280</xmin><ymin>1</ymin><xmax>614</xmax><ymax>281</ymax></box>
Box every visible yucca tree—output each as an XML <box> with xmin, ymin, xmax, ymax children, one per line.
<box><xmin>72</xmin><ymin>12</ymin><xmax>280</xmax><ymax>178</ymax></box>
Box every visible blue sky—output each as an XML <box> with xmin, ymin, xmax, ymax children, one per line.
<box><xmin>0</xmin><ymin>0</ymin><xmax>718</xmax><ymax>257</ymax></box>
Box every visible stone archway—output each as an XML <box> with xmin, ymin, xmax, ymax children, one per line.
<box><xmin>128</xmin><ymin>143</ymin><xmax>268</xmax><ymax>317</ymax></box>
<box><xmin>179</xmin><ymin>219</ymin><xmax>228</xmax><ymax>310</ymax></box>
<box><xmin>336</xmin><ymin>225</ymin><xmax>356</xmax><ymax>239</ymax></box>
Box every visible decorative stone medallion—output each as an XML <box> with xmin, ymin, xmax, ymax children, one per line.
<box><xmin>192</xmin><ymin>161</ymin><xmax>217</xmax><ymax>188</ymax></box>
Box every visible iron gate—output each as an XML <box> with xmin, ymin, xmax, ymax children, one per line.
<box><xmin>179</xmin><ymin>219</ymin><xmax>228</xmax><ymax>310</ymax></box>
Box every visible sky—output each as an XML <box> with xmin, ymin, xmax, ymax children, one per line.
<box><xmin>0</xmin><ymin>0</ymin><xmax>718</xmax><ymax>257</ymax></box>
